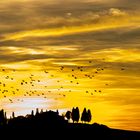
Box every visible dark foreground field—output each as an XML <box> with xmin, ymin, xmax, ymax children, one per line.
<box><xmin>1</xmin><ymin>123</ymin><xmax>140</xmax><ymax>140</ymax></box>
<box><xmin>0</xmin><ymin>109</ymin><xmax>140</xmax><ymax>139</ymax></box>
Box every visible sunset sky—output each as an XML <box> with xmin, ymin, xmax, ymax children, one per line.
<box><xmin>0</xmin><ymin>0</ymin><xmax>140</xmax><ymax>131</ymax></box>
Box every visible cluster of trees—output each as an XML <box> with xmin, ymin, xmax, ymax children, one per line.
<box><xmin>0</xmin><ymin>107</ymin><xmax>92</xmax><ymax>129</ymax></box>
<box><xmin>65</xmin><ymin>107</ymin><xmax>92</xmax><ymax>123</ymax></box>
<box><xmin>0</xmin><ymin>108</ymin><xmax>66</xmax><ymax>129</ymax></box>
<box><xmin>0</xmin><ymin>109</ymin><xmax>7</xmax><ymax>126</ymax></box>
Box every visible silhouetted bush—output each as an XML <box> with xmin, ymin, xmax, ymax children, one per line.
<box><xmin>65</xmin><ymin>111</ymin><xmax>71</xmax><ymax>122</ymax></box>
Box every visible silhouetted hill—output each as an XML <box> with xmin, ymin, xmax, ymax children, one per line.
<box><xmin>2</xmin><ymin>122</ymin><xmax>140</xmax><ymax>140</ymax></box>
<box><xmin>0</xmin><ymin>109</ymin><xmax>139</xmax><ymax>139</ymax></box>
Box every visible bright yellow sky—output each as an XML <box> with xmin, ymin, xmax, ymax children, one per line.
<box><xmin>0</xmin><ymin>0</ymin><xmax>140</xmax><ymax>131</ymax></box>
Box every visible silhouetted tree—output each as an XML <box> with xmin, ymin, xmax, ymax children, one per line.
<box><xmin>75</xmin><ymin>107</ymin><xmax>80</xmax><ymax>123</ymax></box>
<box><xmin>0</xmin><ymin>109</ymin><xmax>6</xmax><ymax>126</ymax></box>
<box><xmin>31</xmin><ymin>110</ymin><xmax>34</xmax><ymax>116</ymax></box>
<box><xmin>71</xmin><ymin>107</ymin><xmax>75</xmax><ymax>123</ymax></box>
<box><xmin>65</xmin><ymin>111</ymin><xmax>71</xmax><ymax>122</ymax></box>
<box><xmin>12</xmin><ymin>112</ymin><xmax>15</xmax><ymax>118</ymax></box>
<box><xmin>36</xmin><ymin>108</ymin><xmax>39</xmax><ymax>115</ymax></box>
<box><xmin>40</xmin><ymin>109</ymin><xmax>43</xmax><ymax>114</ymax></box>
<box><xmin>71</xmin><ymin>107</ymin><xmax>80</xmax><ymax>123</ymax></box>
<box><xmin>87</xmin><ymin>109</ymin><xmax>92</xmax><ymax>123</ymax></box>
<box><xmin>81</xmin><ymin>108</ymin><xmax>92</xmax><ymax>123</ymax></box>
<box><xmin>81</xmin><ymin>108</ymin><xmax>87</xmax><ymax>123</ymax></box>
<box><xmin>4</xmin><ymin>112</ymin><xmax>7</xmax><ymax>120</ymax></box>
<box><xmin>56</xmin><ymin>110</ymin><xmax>59</xmax><ymax>115</ymax></box>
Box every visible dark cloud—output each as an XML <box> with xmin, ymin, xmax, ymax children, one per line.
<box><xmin>0</xmin><ymin>0</ymin><xmax>139</xmax><ymax>33</ymax></box>
<box><xmin>0</xmin><ymin>0</ymin><xmax>139</xmax><ymax>65</ymax></box>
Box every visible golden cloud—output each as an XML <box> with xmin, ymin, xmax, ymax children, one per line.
<box><xmin>2</xmin><ymin>13</ymin><xmax>139</xmax><ymax>41</ymax></box>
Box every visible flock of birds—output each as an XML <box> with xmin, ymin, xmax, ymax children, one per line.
<box><xmin>0</xmin><ymin>60</ymin><xmax>126</xmax><ymax>104</ymax></box>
